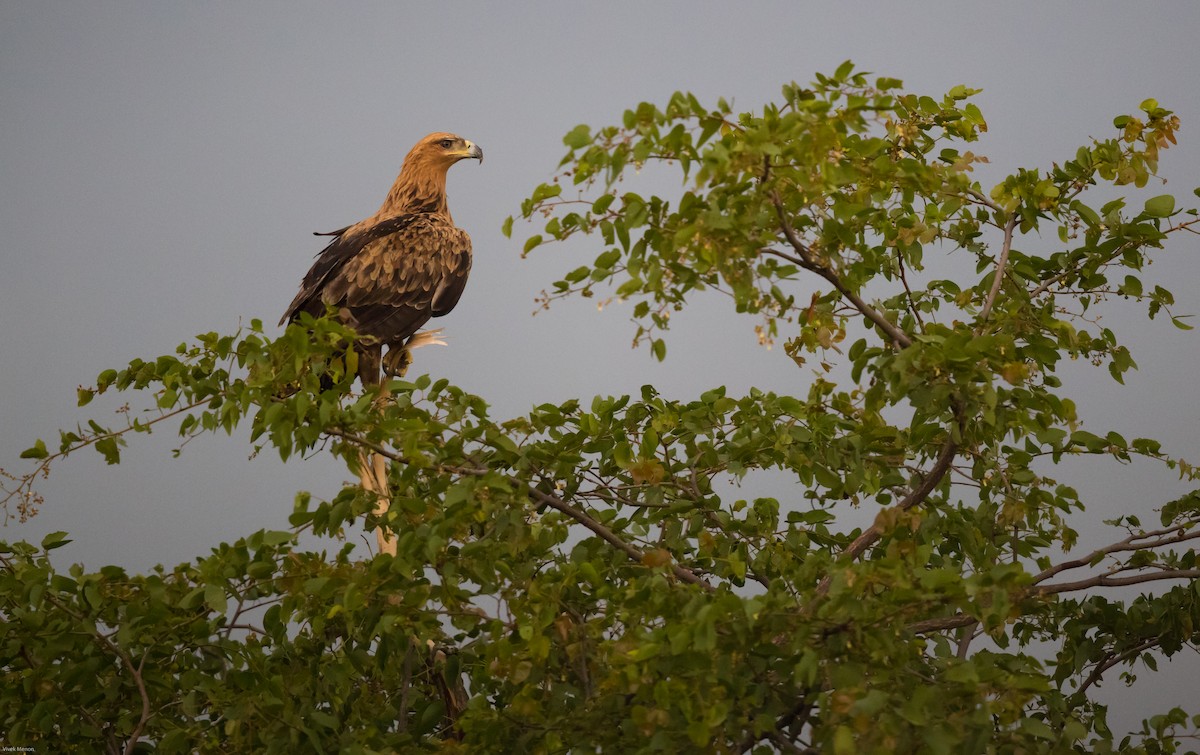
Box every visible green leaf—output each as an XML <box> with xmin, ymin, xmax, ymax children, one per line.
<box><xmin>592</xmin><ymin>193</ymin><xmax>616</xmax><ymax>214</ymax></box>
<box><xmin>531</xmin><ymin>182</ymin><xmax>562</xmax><ymax>203</ymax></box>
<box><xmin>20</xmin><ymin>439</ymin><xmax>49</xmax><ymax>460</ymax></box>
<box><xmin>651</xmin><ymin>338</ymin><xmax>667</xmax><ymax>362</ymax></box>
<box><xmin>259</xmin><ymin>530</ymin><xmax>295</xmax><ymax>546</ymax></box>
<box><xmin>40</xmin><ymin>531</ymin><xmax>72</xmax><ymax>551</ymax></box>
<box><xmin>1120</xmin><ymin>275</ymin><xmax>1143</xmax><ymax>298</ymax></box>
<box><xmin>563</xmin><ymin>124</ymin><xmax>591</xmax><ymax>150</ymax></box>
<box><xmin>95</xmin><ymin>436</ymin><xmax>121</xmax><ymax>465</ymax></box>
<box><xmin>1019</xmin><ymin>718</ymin><xmax>1057</xmax><ymax>741</ymax></box>
<box><xmin>595</xmin><ymin>249</ymin><xmax>622</xmax><ymax>270</ymax></box>
<box><xmin>1072</xmin><ymin>200</ymin><xmax>1102</xmax><ymax>228</ymax></box>
<box><xmin>833</xmin><ymin>726</ymin><xmax>856</xmax><ymax>755</ymax></box>
<box><xmin>1143</xmin><ymin>194</ymin><xmax>1175</xmax><ymax>218</ymax></box>
<box><xmin>204</xmin><ymin>584</ymin><xmax>227</xmax><ymax>615</ymax></box>
<box><xmin>523</xmin><ymin>234</ymin><xmax>543</xmax><ymax>255</ymax></box>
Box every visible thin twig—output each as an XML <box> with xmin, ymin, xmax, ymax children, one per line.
<box><xmin>1029</xmin><ymin>216</ymin><xmax>1200</xmax><ymax>299</ymax></box>
<box><xmin>2</xmin><ymin>397</ymin><xmax>211</xmax><ymax>522</ymax></box>
<box><xmin>1078</xmin><ymin>636</ymin><xmax>1163</xmax><ymax>694</ymax></box>
<box><xmin>895</xmin><ymin>251</ymin><xmax>925</xmax><ymax>329</ymax></box>
<box><xmin>965</xmin><ymin>188</ymin><xmax>1003</xmax><ymax>212</ymax></box>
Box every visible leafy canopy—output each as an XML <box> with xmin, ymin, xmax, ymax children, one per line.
<box><xmin>4</xmin><ymin>63</ymin><xmax>1200</xmax><ymax>753</ymax></box>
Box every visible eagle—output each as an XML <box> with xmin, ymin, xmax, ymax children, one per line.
<box><xmin>281</xmin><ymin>132</ymin><xmax>483</xmax><ymax>385</ymax></box>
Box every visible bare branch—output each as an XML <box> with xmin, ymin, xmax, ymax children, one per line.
<box><xmin>956</xmin><ymin>620</ymin><xmax>979</xmax><ymax>659</ymax></box>
<box><xmin>895</xmin><ymin>250</ymin><xmax>925</xmax><ymax>329</ymax></box>
<box><xmin>1036</xmin><ymin>568</ymin><xmax>1200</xmax><ymax>596</ymax></box>
<box><xmin>965</xmin><ymin>188</ymin><xmax>1003</xmax><ymax>212</ymax></box>
<box><xmin>122</xmin><ymin>652</ymin><xmax>153</xmax><ymax>755</ymax></box>
<box><xmin>844</xmin><ymin>442</ymin><xmax>957</xmax><ymax>558</ymax></box>
<box><xmin>978</xmin><ymin>214</ymin><xmax>1017</xmax><ymax>325</ymax></box>
<box><xmin>1032</xmin><ymin>523</ymin><xmax>1200</xmax><ymax>585</ymax></box>
<box><xmin>908</xmin><ymin>613</ymin><xmax>980</xmax><ymax>635</ymax></box>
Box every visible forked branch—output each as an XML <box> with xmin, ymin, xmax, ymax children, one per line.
<box><xmin>769</xmin><ymin>193</ymin><xmax>913</xmax><ymax>349</ymax></box>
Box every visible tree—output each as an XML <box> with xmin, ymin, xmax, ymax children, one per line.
<box><xmin>4</xmin><ymin>63</ymin><xmax>1200</xmax><ymax>753</ymax></box>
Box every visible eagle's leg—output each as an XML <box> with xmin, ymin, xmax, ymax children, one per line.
<box><xmin>352</xmin><ymin>341</ymin><xmax>397</xmax><ymax>556</ymax></box>
<box><xmin>356</xmin><ymin>341</ymin><xmax>383</xmax><ymax>389</ymax></box>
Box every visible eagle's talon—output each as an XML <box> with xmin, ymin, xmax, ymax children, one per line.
<box><xmin>382</xmin><ymin>347</ymin><xmax>413</xmax><ymax>378</ymax></box>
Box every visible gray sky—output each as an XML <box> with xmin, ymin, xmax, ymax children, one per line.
<box><xmin>3</xmin><ymin>1</ymin><xmax>1199</xmax><ymax>733</ymax></box>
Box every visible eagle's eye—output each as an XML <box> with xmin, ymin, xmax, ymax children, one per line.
<box><xmin>439</xmin><ymin>139</ymin><xmax>454</xmax><ymax>149</ymax></box>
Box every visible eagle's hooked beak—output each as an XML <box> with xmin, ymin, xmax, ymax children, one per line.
<box><xmin>463</xmin><ymin>140</ymin><xmax>483</xmax><ymax>164</ymax></box>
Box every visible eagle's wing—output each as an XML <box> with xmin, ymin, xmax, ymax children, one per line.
<box><xmin>281</xmin><ymin>214</ymin><xmax>472</xmax><ymax>346</ymax></box>
<box><xmin>280</xmin><ymin>215</ymin><xmax>422</xmax><ymax>326</ymax></box>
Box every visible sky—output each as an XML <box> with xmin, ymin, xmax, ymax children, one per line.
<box><xmin>2</xmin><ymin>1</ymin><xmax>1199</xmax><ymax>734</ymax></box>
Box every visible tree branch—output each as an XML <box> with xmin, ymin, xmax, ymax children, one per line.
<box><xmin>1032</xmin><ymin>523</ymin><xmax>1200</xmax><ymax>585</ymax></box>
<box><xmin>1035</xmin><ymin>568</ymin><xmax>1200</xmax><ymax>596</ymax></box>
<box><xmin>2</xmin><ymin>397</ymin><xmax>211</xmax><ymax>523</ymax></box>
<box><xmin>965</xmin><ymin>188</ymin><xmax>1003</xmax><ymax>212</ymax></box>
<box><xmin>1028</xmin><ymin>216</ymin><xmax>1200</xmax><ymax>299</ymax></box>
<box><xmin>956</xmin><ymin>620</ymin><xmax>979</xmax><ymax>659</ymax></box>
<box><xmin>122</xmin><ymin>652</ymin><xmax>153</xmax><ymax>755</ymax></box>
<box><xmin>908</xmin><ymin>612</ymin><xmax>980</xmax><ymax>635</ymax></box>
<box><xmin>978</xmin><ymin>214</ymin><xmax>1017</xmax><ymax>325</ymax></box>
<box><xmin>768</xmin><ymin>194</ymin><xmax>912</xmax><ymax>349</ymax></box>
<box><xmin>529</xmin><ymin>487</ymin><xmax>714</xmax><ymax>591</ymax></box>
<box><xmin>1077</xmin><ymin>636</ymin><xmax>1164</xmax><ymax>694</ymax></box>
<box><xmin>816</xmin><ymin>439</ymin><xmax>958</xmax><ymax>596</ymax></box>
<box><xmin>895</xmin><ymin>250</ymin><xmax>925</xmax><ymax>329</ymax></box>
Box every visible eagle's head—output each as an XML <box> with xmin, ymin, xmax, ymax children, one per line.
<box><xmin>407</xmin><ymin>132</ymin><xmax>483</xmax><ymax>171</ymax></box>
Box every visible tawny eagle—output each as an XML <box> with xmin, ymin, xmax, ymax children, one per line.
<box><xmin>280</xmin><ymin>132</ymin><xmax>482</xmax><ymax>383</ymax></box>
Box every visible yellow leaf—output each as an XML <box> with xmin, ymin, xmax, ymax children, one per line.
<box><xmin>1000</xmin><ymin>362</ymin><xmax>1028</xmax><ymax>385</ymax></box>
<box><xmin>641</xmin><ymin>548</ymin><xmax>673</xmax><ymax>568</ymax></box>
<box><xmin>629</xmin><ymin>458</ymin><xmax>665</xmax><ymax>485</ymax></box>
